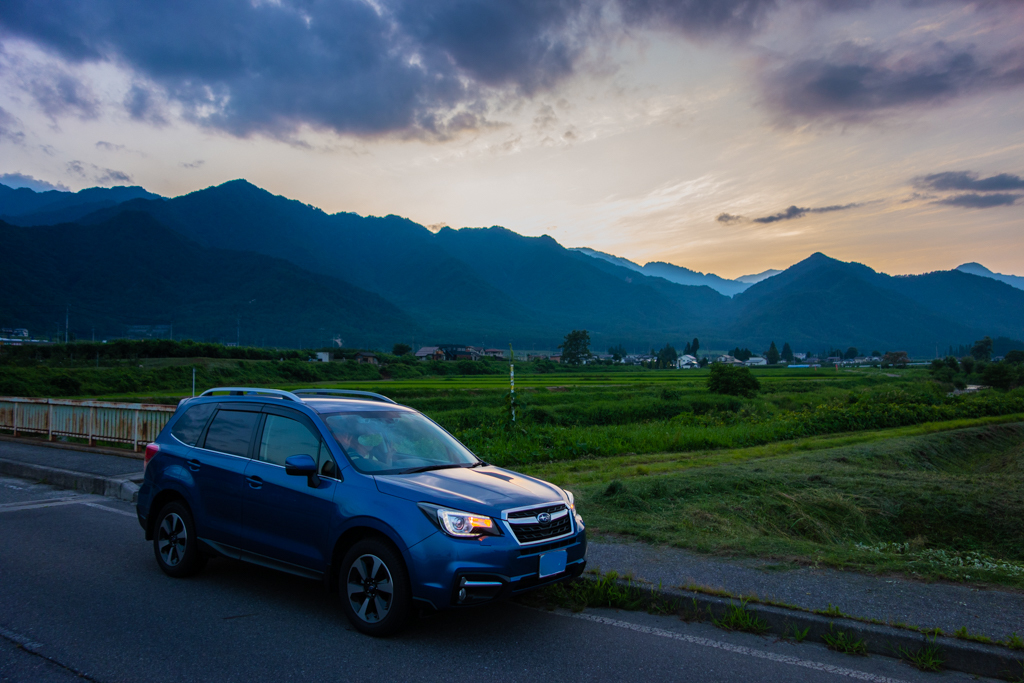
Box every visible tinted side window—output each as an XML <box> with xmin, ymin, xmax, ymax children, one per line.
<box><xmin>170</xmin><ymin>403</ymin><xmax>216</xmax><ymax>446</ymax></box>
<box><xmin>202</xmin><ymin>410</ymin><xmax>260</xmax><ymax>457</ymax></box>
<box><xmin>258</xmin><ymin>414</ymin><xmax>322</xmax><ymax>467</ymax></box>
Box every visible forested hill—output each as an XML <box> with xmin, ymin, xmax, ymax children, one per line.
<box><xmin>2</xmin><ymin>178</ymin><xmax>1023</xmax><ymax>354</ymax></box>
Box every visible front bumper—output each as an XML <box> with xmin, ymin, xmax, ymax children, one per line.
<box><xmin>407</xmin><ymin>527</ymin><xmax>587</xmax><ymax>610</ymax></box>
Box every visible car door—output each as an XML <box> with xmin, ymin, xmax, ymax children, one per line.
<box><xmin>239</xmin><ymin>407</ymin><xmax>339</xmax><ymax>572</ymax></box>
<box><xmin>189</xmin><ymin>404</ymin><xmax>260</xmax><ymax>549</ymax></box>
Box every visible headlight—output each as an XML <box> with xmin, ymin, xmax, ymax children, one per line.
<box><xmin>419</xmin><ymin>504</ymin><xmax>502</xmax><ymax>538</ymax></box>
<box><xmin>563</xmin><ymin>489</ymin><xmax>575</xmax><ymax>510</ymax></box>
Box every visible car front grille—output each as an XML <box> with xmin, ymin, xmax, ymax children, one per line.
<box><xmin>504</xmin><ymin>503</ymin><xmax>573</xmax><ymax>544</ymax></box>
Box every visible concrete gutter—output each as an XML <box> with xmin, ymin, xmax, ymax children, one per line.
<box><xmin>588</xmin><ymin>575</ymin><xmax>1024</xmax><ymax>681</ymax></box>
<box><xmin>0</xmin><ymin>457</ymin><xmax>142</xmax><ymax>504</ymax></box>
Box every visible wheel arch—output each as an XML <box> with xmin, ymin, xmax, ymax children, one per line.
<box><xmin>327</xmin><ymin>518</ymin><xmax>412</xmax><ymax>594</ymax></box>
<box><xmin>145</xmin><ymin>488</ymin><xmax>190</xmax><ymax>540</ymax></box>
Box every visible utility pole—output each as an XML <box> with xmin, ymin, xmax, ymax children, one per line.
<box><xmin>509</xmin><ymin>343</ymin><xmax>515</xmax><ymax>425</ymax></box>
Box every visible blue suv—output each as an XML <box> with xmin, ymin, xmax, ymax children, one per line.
<box><xmin>137</xmin><ymin>387</ymin><xmax>587</xmax><ymax>635</ymax></box>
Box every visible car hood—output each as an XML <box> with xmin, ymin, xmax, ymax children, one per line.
<box><xmin>374</xmin><ymin>465</ymin><xmax>564</xmax><ymax>515</ymax></box>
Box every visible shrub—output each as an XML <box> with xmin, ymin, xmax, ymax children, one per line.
<box><xmin>707</xmin><ymin>364</ymin><xmax>760</xmax><ymax>398</ymax></box>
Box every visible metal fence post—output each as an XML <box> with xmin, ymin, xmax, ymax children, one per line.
<box><xmin>48</xmin><ymin>401</ymin><xmax>53</xmax><ymax>441</ymax></box>
<box><xmin>89</xmin><ymin>406</ymin><xmax>95</xmax><ymax>446</ymax></box>
<box><xmin>12</xmin><ymin>402</ymin><xmax>17</xmax><ymax>437</ymax></box>
<box><xmin>133</xmin><ymin>409</ymin><xmax>140</xmax><ymax>452</ymax></box>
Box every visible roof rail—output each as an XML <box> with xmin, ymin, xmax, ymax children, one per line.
<box><xmin>291</xmin><ymin>389</ymin><xmax>397</xmax><ymax>405</ymax></box>
<box><xmin>199</xmin><ymin>387</ymin><xmax>301</xmax><ymax>402</ymax></box>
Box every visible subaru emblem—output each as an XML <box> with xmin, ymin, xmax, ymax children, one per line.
<box><xmin>537</xmin><ymin>512</ymin><xmax>551</xmax><ymax>525</ymax></box>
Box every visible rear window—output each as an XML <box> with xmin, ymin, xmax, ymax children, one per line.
<box><xmin>203</xmin><ymin>410</ymin><xmax>260</xmax><ymax>457</ymax></box>
<box><xmin>170</xmin><ymin>403</ymin><xmax>216</xmax><ymax>446</ymax></box>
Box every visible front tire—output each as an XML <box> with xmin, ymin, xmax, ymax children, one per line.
<box><xmin>339</xmin><ymin>538</ymin><xmax>411</xmax><ymax>636</ymax></box>
<box><xmin>152</xmin><ymin>501</ymin><xmax>206</xmax><ymax>577</ymax></box>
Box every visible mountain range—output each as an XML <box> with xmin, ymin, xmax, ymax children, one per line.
<box><xmin>1</xmin><ymin>179</ymin><xmax>1022</xmax><ymax>356</ymax></box>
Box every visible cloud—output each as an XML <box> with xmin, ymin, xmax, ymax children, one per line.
<box><xmin>761</xmin><ymin>41</ymin><xmax>1024</xmax><ymax>123</ymax></box>
<box><xmin>617</xmin><ymin>0</ymin><xmax>777</xmax><ymax>40</ymax></box>
<box><xmin>0</xmin><ymin>172</ymin><xmax>70</xmax><ymax>191</ymax></box>
<box><xmin>716</xmin><ymin>212</ymin><xmax>744</xmax><ymax>224</ymax></box>
<box><xmin>66</xmin><ymin>160</ymin><xmax>133</xmax><ymax>185</ymax></box>
<box><xmin>0</xmin><ymin>107</ymin><xmax>26</xmax><ymax>144</ymax></box>
<box><xmin>21</xmin><ymin>66</ymin><xmax>99</xmax><ymax>120</ymax></box>
<box><xmin>181</xmin><ymin>159</ymin><xmax>204</xmax><ymax>169</ymax></box>
<box><xmin>934</xmin><ymin>193</ymin><xmax>1020</xmax><ymax>208</ymax></box>
<box><xmin>95</xmin><ymin>141</ymin><xmax>125</xmax><ymax>152</ymax></box>
<box><xmin>2</xmin><ymin>0</ymin><xmax>1021</xmax><ymax>137</ymax></box>
<box><xmin>916</xmin><ymin>171</ymin><xmax>1024</xmax><ymax>192</ymax></box>
<box><xmin>752</xmin><ymin>202</ymin><xmax>860</xmax><ymax>223</ymax></box>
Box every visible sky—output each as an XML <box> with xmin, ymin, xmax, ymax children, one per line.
<box><xmin>1</xmin><ymin>0</ymin><xmax>1022</xmax><ymax>279</ymax></box>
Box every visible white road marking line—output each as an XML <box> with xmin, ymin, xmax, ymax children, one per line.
<box><xmin>82</xmin><ymin>502</ymin><xmax>136</xmax><ymax>518</ymax></box>
<box><xmin>559</xmin><ymin>611</ymin><xmax>912</xmax><ymax>683</ymax></box>
<box><xmin>0</xmin><ymin>498</ymin><xmax>92</xmax><ymax>513</ymax></box>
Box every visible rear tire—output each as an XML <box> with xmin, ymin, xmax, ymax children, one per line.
<box><xmin>152</xmin><ymin>501</ymin><xmax>207</xmax><ymax>578</ymax></box>
<box><xmin>339</xmin><ymin>538</ymin><xmax>411</xmax><ymax>636</ymax></box>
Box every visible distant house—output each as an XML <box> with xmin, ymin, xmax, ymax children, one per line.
<box><xmin>746</xmin><ymin>357</ymin><xmax>767</xmax><ymax>366</ymax></box>
<box><xmin>315</xmin><ymin>351</ymin><xmax>334</xmax><ymax>363</ymax></box>
<box><xmin>438</xmin><ymin>344</ymin><xmax>481</xmax><ymax>361</ymax></box>
<box><xmin>550</xmin><ymin>354</ymin><xmax>562</xmax><ymax>363</ymax></box>
<box><xmin>415</xmin><ymin>346</ymin><xmax>445</xmax><ymax>361</ymax></box>
<box><xmin>826</xmin><ymin>356</ymin><xmax>843</xmax><ymax>365</ymax></box>
<box><xmin>675</xmin><ymin>354</ymin><xmax>699</xmax><ymax>369</ymax></box>
<box><xmin>483</xmin><ymin>348</ymin><xmax>507</xmax><ymax>360</ymax></box>
<box><xmin>793</xmin><ymin>352</ymin><xmax>807</xmax><ymax>360</ymax></box>
<box><xmin>355</xmin><ymin>351</ymin><xmax>378</xmax><ymax>365</ymax></box>
<box><xmin>715</xmin><ymin>354</ymin><xmax>744</xmax><ymax>366</ymax></box>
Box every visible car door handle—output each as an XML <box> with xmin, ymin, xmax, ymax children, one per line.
<box><xmin>246</xmin><ymin>476</ymin><xmax>263</xmax><ymax>490</ymax></box>
<box><xmin>187</xmin><ymin>459</ymin><xmax>201</xmax><ymax>472</ymax></box>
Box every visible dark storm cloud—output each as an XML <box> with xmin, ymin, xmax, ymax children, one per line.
<box><xmin>752</xmin><ymin>202</ymin><xmax>859</xmax><ymax>223</ymax></box>
<box><xmin>762</xmin><ymin>41</ymin><xmax>1024</xmax><ymax>122</ymax></box>
<box><xmin>916</xmin><ymin>171</ymin><xmax>1024</xmax><ymax>192</ymax></box>
<box><xmin>935</xmin><ymin>193</ymin><xmax>1020</xmax><ymax>208</ymax></box>
<box><xmin>2</xmin><ymin>0</ymin><xmax>1021</xmax><ymax>137</ymax></box>
<box><xmin>716</xmin><ymin>212</ymin><xmax>744</xmax><ymax>224</ymax></box>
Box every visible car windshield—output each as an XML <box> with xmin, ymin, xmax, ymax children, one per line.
<box><xmin>322</xmin><ymin>410</ymin><xmax>480</xmax><ymax>475</ymax></box>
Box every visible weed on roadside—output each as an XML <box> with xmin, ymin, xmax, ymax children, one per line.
<box><xmin>822</xmin><ymin>627</ymin><xmax>868</xmax><ymax>655</ymax></box>
<box><xmin>1005</xmin><ymin>632</ymin><xmax>1024</xmax><ymax>651</ymax></box>
<box><xmin>782</xmin><ymin>625</ymin><xmax>810</xmax><ymax>643</ymax></box>
<box><xmin>894</xmin><ymin>641</ymin><xmax>945</xmax><ymax>672</ymax></box>
<box><xmin>523</xmin><ymin>572</ymin><xmax>681</xmax><ymax>615</ymax></box>
<box><xmin>815</xmin><ymin>603</ymin><xmax>847</xmax><ymax>618</ymax></box>
<box><xmin>712</xmin><ymin>600</ymin><xmax>770</xmax><ymax>635</ymax></box>
<box><xmin>953</xmin><ymin>626</ymin><xmax>993</xmax><ymax>644</ymax></box>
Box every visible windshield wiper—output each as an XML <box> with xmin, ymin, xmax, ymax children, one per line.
<box><xmin>467</xmin><ymin>461</ymin><xmax>488</xmax><ymax>468</ymax></box>
<box><xmin>401</xmin><ymin>463</ymin><xmax>465</xmax><ymax>474</ymax></box>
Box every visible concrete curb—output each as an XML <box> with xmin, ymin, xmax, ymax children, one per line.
<box><xmin>0</xmin><ymin>433</ymin><xmax>143</xmax><ymax>459</ymax></box>
<box><xmin>0</xmin><ymin>457</ymin><xmax>142</xmax><ymax>504</ymax></box>
<box><xmin>587</xmin><ymin>575</ymin><xmax>1024</xmax><ymax>681</ymax></box>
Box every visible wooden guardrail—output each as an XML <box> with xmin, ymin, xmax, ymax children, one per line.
<box><xmin>0</xmin><ymin>397</ymin><xmax>176</xmax><ymax>451</ymax></box>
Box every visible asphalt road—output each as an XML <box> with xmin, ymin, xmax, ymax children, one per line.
<box><xmin>0</xmin><ymin>475</ymin><xmax>994</xmax><ymax>683</ymax></box>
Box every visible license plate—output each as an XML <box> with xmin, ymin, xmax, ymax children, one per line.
<box><xmin>538</xmin><ymin>550</ymin><xmax>567</xmax><ymax>578</ymax></box>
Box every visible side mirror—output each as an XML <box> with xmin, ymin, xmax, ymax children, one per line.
<box><xmin>284</xmin><ymin>454</ymin><xmax>320</xmax><ymax>487</ymax></box>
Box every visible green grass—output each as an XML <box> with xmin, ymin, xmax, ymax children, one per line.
<box><xmin>558</xmin><ymin>422</ymin><xmax>1024</xmax><ymax>588</ymax></box>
